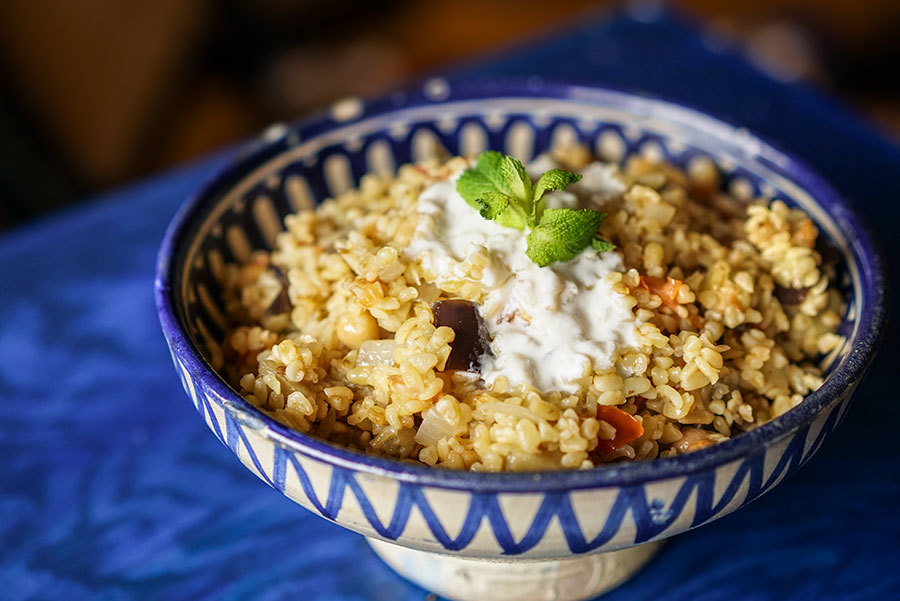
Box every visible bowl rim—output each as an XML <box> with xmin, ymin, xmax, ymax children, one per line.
<box><xmin>155</xmin><ymin>79</ymin><xmax>887</xmax><ymax>493</ymax></box>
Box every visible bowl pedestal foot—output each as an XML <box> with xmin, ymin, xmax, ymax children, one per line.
<box><xmin>368</xmin><ymin>538</ymin><xmax>662</xmax><ymax>601</ymax></box>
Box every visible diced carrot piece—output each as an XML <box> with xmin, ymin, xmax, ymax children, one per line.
<box><xmin>639</xmin><ymin>275</ymin><xmax>683</xmax><ymax>307</ymax></box>
<box><xmin>595</xmin><ymin>405</ymin><xmax>644</xmax><ymax>452</ymax></box>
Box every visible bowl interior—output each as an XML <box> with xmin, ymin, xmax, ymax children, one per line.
<box><xmin>158</xmin><ymin>82</ymin><xmax>882</xmax><ymax>488</ymax></box>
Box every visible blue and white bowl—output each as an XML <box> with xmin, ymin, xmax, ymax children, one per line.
<box><xmin>155</xmin><ymin>80</ymin><xmax>886</xmax><ymax>601</ymax></box>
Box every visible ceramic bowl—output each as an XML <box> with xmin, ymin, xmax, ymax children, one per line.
<box><xmin>155</xmin><ymin>80</ymin><xmax>886</xmax><ymax>601</ymax></box>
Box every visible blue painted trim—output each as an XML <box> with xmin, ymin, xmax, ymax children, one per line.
<box><xmin>166</xmin><ymin>368</ymin><xmax>850</xmax><ymax>554</ymax></box>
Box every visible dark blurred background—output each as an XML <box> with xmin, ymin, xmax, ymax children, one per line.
<box><xmin>2</xmin><ymin>0</ymin><xmax>899</xmax><ymax>230</ymax></box>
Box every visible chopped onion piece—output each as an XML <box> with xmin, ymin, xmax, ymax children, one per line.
<box><xmin>356</xmin><ymin>340</ymin><xmax>397</xmax><ymax>366</ymax></box>
<box><xmin>415</xmin><ymin>409</ymin><xmax>456</xmax><ymax>446</ymax></box>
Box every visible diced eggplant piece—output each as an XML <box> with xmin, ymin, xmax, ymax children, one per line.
<box><xmin>264</xmin><ymin>266</ymin><xmax>292</xmax><ymax>316</ymax></box>
<box><xmin>432</xmin><ymin>299</ymin><xmax>491</xmax><ymax>372</ymax></box>
<box><xmin>774</xmin><ymin>284</ymin><xmax>809</xmax><ymax>306</ymax></box>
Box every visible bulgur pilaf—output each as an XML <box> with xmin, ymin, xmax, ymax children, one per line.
<box><xmin>220</xmin><ymin>146</ymin><xmax>845</xmax><ymax>471</ymax></box>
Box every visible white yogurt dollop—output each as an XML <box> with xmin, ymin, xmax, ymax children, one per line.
<box><xmin>405</xmin><ymin>161</ymin><xmax>637</xmax><ymax>393</ymax></box>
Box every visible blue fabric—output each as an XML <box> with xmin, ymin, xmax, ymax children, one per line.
<box><xmin>1</xmin><ymin>9</ymin><xmax>898</xmax><ymax>601</ymax></box>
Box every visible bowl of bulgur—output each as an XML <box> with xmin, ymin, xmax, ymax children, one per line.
<box><xmin>156</xmin><ymin>80</ymin><xmax>885</xmax><ymax>601</ymax></box>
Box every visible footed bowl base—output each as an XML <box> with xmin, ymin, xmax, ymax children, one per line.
<box><xmin>368</xmin><ymin>538</ymin><xmax>663</xmax><ymax>601</ymax></box>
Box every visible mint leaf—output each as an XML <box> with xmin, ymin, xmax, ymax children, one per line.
<box><xmin>475</xmin><ymin>150</ymin><xmax>504</xmax><ymax>178</ymax></box>
<box><xmin>474</xmin><ymin>191</ymin><xmax>511</xmax><ymax>220</ymax></box>
<box><xmin>591</xmin><ymin>235</ymin><xmax>615</xmax><ymax>253</ymax></box>
<box><xmin>533</xmin><ymin>169</ymin><xmax>582</xmax><ymax>203</ymax></box>
<box><xmin>475</xmin><ymin>150</ymin><xmax>518</xmax><ymax>196</ymax></box>
<box><xmin>525</xmin><ymin>208</ymin><xmax>603</xmax><ymax>267</ymax></box>
<box><xmin>457</xmin><ymin>151</ymin><xmax>528</xmax><ymax>209</ymax></box>
<box><xmin>457</xmin><ymin>168</ymin><xmax>497</xmax><ymax>210</ymax></box>
<box><xmin>498</xmin><ymin>155</ymin><xmax>532</xmax><ymax>204</ymax></box>
<box><xmin>475</xmin><ymin>192</ymin><xmax>527</xmax><ymax>230</ymax></box>
<box><xmin>531</xmin><ymin>168</ymin><xmax>581</xmax><ymax>224</ymax></box>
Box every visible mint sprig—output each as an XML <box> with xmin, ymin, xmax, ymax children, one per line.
<box><xmin>456</xmin><ymin>151</ymin><xmax>615</xmax><ymax>267</ymax></box>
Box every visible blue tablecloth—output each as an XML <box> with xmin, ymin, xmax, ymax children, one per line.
<box><xmin>2</xmin><ymin>9</ymin><xmax>898</xmax><ymax>601</ymax></box>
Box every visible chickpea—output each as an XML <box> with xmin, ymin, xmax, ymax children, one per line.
<box><xmin>337</xmin><ymin>311</ymin><xmax>379</xmax><ymax>349</ymax></box>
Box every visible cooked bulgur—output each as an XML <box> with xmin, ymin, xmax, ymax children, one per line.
<box><xmin>220</xmin><ymin>147</ymin><xmax>845</xmax><ymax>471</ymax></box>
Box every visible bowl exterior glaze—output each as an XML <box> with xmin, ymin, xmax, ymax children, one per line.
<box><xmin>156</xmin><ymin>80</ymin><xmax>885</xmax><ymax>560</ymax></box>
<box><xmin>166</xmin><ymin>378</ymin><xmax>856</xmax><ymax>559</ymax></box>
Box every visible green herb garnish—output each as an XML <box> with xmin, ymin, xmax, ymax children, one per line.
<box><xmin>456</xmin><ymin>151</ymin><xmax>614</xmax><ymax>267</ymax></box>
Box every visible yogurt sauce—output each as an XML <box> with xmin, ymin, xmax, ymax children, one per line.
<box><xmin>405</xmin><ymin>159</ymin><xmax>638</xmax><ymax>393</ymax></box>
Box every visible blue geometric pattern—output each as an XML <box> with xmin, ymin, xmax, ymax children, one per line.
<box><xmin>169</xmin><ymin>345</ymin><xmax>853</xmax><ymax>556</ymax></box>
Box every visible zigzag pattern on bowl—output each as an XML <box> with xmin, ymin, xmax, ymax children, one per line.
<box><xmin>168</xmin><ymin>346</ymin><xmax>855</xmax><ymax>557</ymax></box>
<box><xmin>168</xmin><ymin>92</ymin><xmax>861</xmax><ymax>557</ymax></box>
